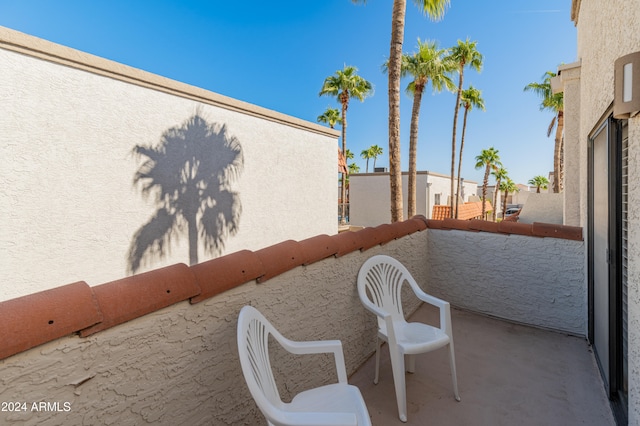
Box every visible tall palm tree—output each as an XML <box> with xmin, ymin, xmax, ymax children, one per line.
<box><xmin>449</xmin><ymin>38</ymin><xmax>483</xmax><ymax>217</ymax></box>
<box><xmin>398</xmin><ymin>38</ymin><xmax>455</xmax><ymax>217</ymax></box>
<box><xmin>369</xmin><ymin>144</ymin><xmax>384</xmax><ymax>170</ymax></box>
<box><xmin>524</xmin><ymin>71</ymin><xmax>564</xmax><ymax>193</ymax></box>
<box><xmin>352</xmin><ymin>0</ymin><xmax>450</xmax><ymax>223</ymax></box>
<box><xmin>528</xmin><ymin>175</ymin><xmax>549</xmax><ymax>193</ymax></box>
<box><xmin>317</xmin><ymin>107</ymin><xmax>342</xmax><ymax>129</ymax></box>
<box><xmin>454</xmin><ymin>85</ymin><xmax>485</xmax><ymax>218</ymax></box>
<box><xmin>361</xmin><ymin>147</ymin><xmax>374</xmax><ymax>172</ymax></box>
<box><xmin>474</xmin><ymin>147</ymin><xmax>501</xmax><ymax>220</ymax></box>
<box><xmin>491</xmin><ymin>166</ymin><xmax>508</xmax><ymax>222</ymax></box>
<box><xmin>501</xmin><ymin>178</ymin><xmax>519</xmax><ymax>219</ymax></box>
<box><xmin>320</xmin><ymin>65</ymin><xmax>373</xmax><ymax>225</ymax></box>
<box><xmin>128</xmin><ymin>113</ymin><xmax>244</xmax><ymax>273</ymax></box>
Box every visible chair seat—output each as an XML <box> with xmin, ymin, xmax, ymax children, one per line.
<box><xmin>379</xmin><ymin>321</ymin><xmax>450</xmax><ymax>355</ymax></box>
<box><xmin>289</xmin><ymin>383</ymin><xmax>371</xmax><ymax>424</ymax></box>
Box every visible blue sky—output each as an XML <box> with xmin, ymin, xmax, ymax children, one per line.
<box><xmin>0</xmin><ymin>0</ymin><xmax>576</xmax><ymax>186</ymax></box>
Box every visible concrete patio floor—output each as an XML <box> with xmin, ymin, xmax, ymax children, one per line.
<box><xmin>350</xmin><ymin>304</ymin><xmax>616</xmax><ymax>426</ymax></box>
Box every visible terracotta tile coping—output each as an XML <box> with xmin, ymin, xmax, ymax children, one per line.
<box><xmin>428</xmin><ymin>218</ymin><xmax>583</xmax><ymax>241</ymax></box>
<box><xmin>0</xmin><ymin>216</ymin><xmax>580</xmax><ymax>360</ymax></box>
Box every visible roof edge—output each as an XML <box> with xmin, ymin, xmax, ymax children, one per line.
<box><xmin>0</xmin><ymin>26</ymin><xmax>339</xmax><ymax>139</ymax></box>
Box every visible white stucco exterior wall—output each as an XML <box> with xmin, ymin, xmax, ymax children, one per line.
<box><xmin>349</xmin><ymin>171</ymin><xmax>478</xmax><ymax>226</ymax></box>
<box><xmin>518</xmin><ymin>193</ymin><xmax>564</xmax><ymax>225</ymax></box>
<box><xmin>566</xmin><ymin>1</ymin><xmax>640</xmax><ymax>422</ymax></box>
<box><xmin>0</xmin><ymin>28</ymin><xmax>338</xmax><ymax>302</ymax></box>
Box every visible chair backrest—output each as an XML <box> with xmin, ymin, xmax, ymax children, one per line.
<box><xmin>237</xmin><ymin>306</ymin><xmax>283</xmax><ymax>414</ymax></box>
<box><xmin>357</xmin><ymin>255</ymin><xmax>418</xmax><ymax>326</ymax></box>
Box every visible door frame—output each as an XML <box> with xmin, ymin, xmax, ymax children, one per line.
<box><xmin>587</xmin><ymin>110</ymin><xmax>627</xmax><ymax>424</ymax></box>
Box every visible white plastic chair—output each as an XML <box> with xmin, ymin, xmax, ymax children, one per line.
<box><xmin>357</xmin><ymin>255</ymin><xmax>460</xmax><ymax>422</ymax></box>
<box><xmin>237</xmin><ymin>305</ymin><xmax>372</xmax><ymax>426</ymax></box>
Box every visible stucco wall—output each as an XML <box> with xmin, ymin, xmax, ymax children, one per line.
<box><xmin>0</xmin><ymin>27</ymin><xmax>338</xmax><ymax>302</ymax></box>
<box><xmin>0</xmin><ymin>233</ymin><xmax>427</xmax><ymax>426</ymax></box>
<box><xmin>518</xmin><ymin>193</ymin><xmax>564</xmax><ymax>225</ymax></box>
<box><xmin>572</xmin><ymin>1</ymin><xmax>640</xmax><ymax>422</ymax></box>
<box><xmin>349</xmin><ymin>172</ymin><xmax>478</xmax><ymax>226</ymax></box>
<box><xmin>425</xmin><ymin>228</ymin><xmax>586</xmax><ymax>335</ymax></box>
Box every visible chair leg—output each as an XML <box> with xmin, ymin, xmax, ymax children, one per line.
<box><xmin>374</xmin><ymin>337</ymin><xmax>381</xmax><ymax>385</ymax></box>
<box><xmin>406</xmin><ymin>354</ymin><xmax>416</xmax><ymax>373</ymax></box>
<box><xmin>389</xmin><ymin>349</ymin><xmax>408</xmax><ymax>422</ymax></box>
<box><xmin>448</xmin><ymin>342</ymin><xmax>461</xmax><ymax>402</ymax></box>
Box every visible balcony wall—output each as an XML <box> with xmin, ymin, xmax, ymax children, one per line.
<box><xmin>424</xmin><ymin>221</ymin><xmax>586</xmax><ymax>335</ymax></box>
<box><xmin>0</xmin><ymin>219</ymin><xmax>584</xmax><ymax>425</ymax></box>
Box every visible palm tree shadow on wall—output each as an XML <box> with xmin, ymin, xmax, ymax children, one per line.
<box><xmin>127</xmin><ymin>112</ymin><xmax>244</xmax><ymax>274</ymax></box>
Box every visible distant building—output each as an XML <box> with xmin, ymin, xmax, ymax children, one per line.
<box><xmin>349</xmin><ymin>171</ymin><xmax>478</xmax><ymax>227</ymax></box>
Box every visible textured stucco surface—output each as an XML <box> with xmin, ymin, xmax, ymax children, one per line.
<box><xmin>0</xmin><ymin>31</ymin><xmax>337</xmax><ymax>302</ymax></box>
<box><xmin>559</xmin><ymin>63</ymin><xmax>582</xmax><ymax>227</ymax></box>
<box><xmin>0</xmin><ymin>234</ymin><xmax>428</xmax><ymax>425</ymax></box>
<box><xmin>571</xmin><ymin>1</ymin><xmax>640</xmax><ymax>422</ymax></box>
<box><xmin>518</xmin><ymin>193</ymin><xmax>564</xmax><ymax>225</ymax></box>
<box><xmin>425</xmin><ymin>229</ymin><xmax>586</xmax><ymax>335</ymax></box>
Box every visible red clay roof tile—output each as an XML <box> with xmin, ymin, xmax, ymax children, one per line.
<box><xmin>190</xmin><ymin>250</ymin><xmax>265</xmax><ymax>303</ymax></box>
<box><xmin>254</xmin><ymin>240</ymin><xmax>305</xmax><ymax>283</ymax></box>
<box><xmin>80</xmin><ymin>264</ymin><xmax>199</xmax><ymax>336</ymax></box>
<box><xmin>0</xmin><ymin>281</ymin><xmax>102</xmax><ymax>360</ymax></box>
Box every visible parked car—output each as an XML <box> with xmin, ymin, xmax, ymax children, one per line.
<box><xmin>504</xmin><ymin>207</ymin><xmax>521</xmax><ymax>217</ymax></box>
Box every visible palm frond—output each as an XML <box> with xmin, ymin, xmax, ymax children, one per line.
<box><xmin>127</xmin><ymin>207</ymin><xmax>178</xmax><ymax>274</ymax></box>
<box><xmin>200</xmin><ymin>189</ymin><xmax>242</xmax><ymax>255</ymax></box>
<box><xmin>414</xmin><ymin>0</ymin><xmax>451</xmax><ymax>21</ymax></box>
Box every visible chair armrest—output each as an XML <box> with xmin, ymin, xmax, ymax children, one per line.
<box><xmin>412</xmin><ymin>286</ymin><xmax>453</xmax><ymax>336</ymax></box>
<box><xmin>359</xmin><ymin>296</ymin><xmax>394</xmax><ymax>322</ymax></box>
<box><xmin>412</xmin><ymin>286</ymin><xmax>448</xmax><ymax>309</ymax></box>
<box><xmin>276</xmin><ymin>336</ymin><xmax>349</xmax><ymax>383</ymax></box>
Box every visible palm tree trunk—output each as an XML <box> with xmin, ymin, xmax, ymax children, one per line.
<box><xmin>187</xmin><ymin>214</ymin><xmax>198</xmax><ymax>265</ymax></box>
<box><xmin>492</xmin><ymin>178</ymin><xmax>501</xmax><ymax>222</ymax></box>
<box><xmin>502</xmin><ymin>189</ymin><xmax>509</xmax><ymax>219</ymax></box>
<box><xmin>455</xmin><ymin>106</ymin><xmax>469</xmax><ymax>219</ymax></box>
<box><xmin>340</xmin><ymin>101</ymin><xmax>348</xmax><ymax>225</ymax></box>
<box><xmin>366</xmin><ymin>158</ymin><xmax>369</xmax><ymax>173</ymax></box>
<box><xmin>408</xmin><ymin>84</ymin><xmax>424</xmax><ymax>218</ymax></box>
<box><xmin>482</xmin><ymin>165</ymin><xmax>490</xmax><ymax>220</ymax></box>
<box><xmin>388</xmin><ymin>0</ymin><xmax>406</xmax><ymax>223</ymax></box>
<box><xmin>450</xmin><ymin>68</ymin><xmax>464</xmax><ymax>218</ymax></box>
<box><xmin>553</xmin><ymin>110</ymin><xmax>564</xmax><ymax>193</ymax></box>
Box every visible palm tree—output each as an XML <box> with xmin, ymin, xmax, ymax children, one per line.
<box><xmin>320</xmin><ymin>65</ymin><xmax>373</xmax><ymax>225</ymax></box>
<box><xmin>352</xmin><ymin>0</ymin><xmax>450</xmax><ymax>223</ymax></box>
<box><xmin>474</xmin><ymin>147</ymin><xmax>501</xmax><ymax>220</ymax></box>
<box><xmin>524</xmin><ymin>71</ymin><xmax>564</xmax><ymax>193</ymax></box>
<box><xmin>369</xmin><ymin>144</ymin><xmax>384</xmax><ymax>170</ymax></box>
<box><xmin>449</xmin><ymin>38</ymin><xmax>483</xmax><ymax>217</ymax></box>
<box><xmin>454</xmin><ymin>86</ymin><xmax>485</xmax><ymax>218</ymax></box>
<box><xmin>345</xmin><ymin>149</ymin><xmax>355</xmax><ymax>161</ymax></box>
<box><xmin>500</xmin><ymin>178</ymin><xmax>519</xmax><ymax>219</ymax></box>
<box><xmin>528</xmin><ymin>175</ymin><xmax>549</xmax><ymax>193</ymax></box>
<box><xmin>491</xmin><ymin>167</ymin><xmax>508</xmax><ymax>222</ymax></box>
<box><xmin>361</xmin><ymin>147</ymin><xmax>374</xmax><ymax>172</ymax></box>
<box><xmin>317</xmin><ymin>107</ymin><xmax>342</xmax><ymax>129</ymax></box>
<box><xmin>128</xmin><ymin>113</ymin><xmax>244</xmax><ymax>273</ymax></box>
<box><xmin>348</xmin><ymin>163</ymin><xmax>361</xmax><ymax>174</ymax></box>
<box><xmin>397</xmin><ymin>38</ymin><xmax>455</xmax><ymax>217</ymax></box>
